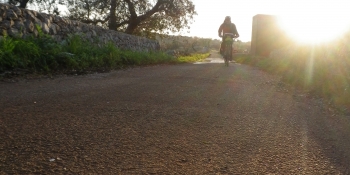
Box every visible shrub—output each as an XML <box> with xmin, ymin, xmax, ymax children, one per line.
<box><xmin>0</xmin><ymin>32</ymin><xmax>201</xmax><ymax>74</ymax></box>
<box><xmin>236</xmin><ymin>39</ymin><xmax>350</xmax><ymax>108</ymax></box>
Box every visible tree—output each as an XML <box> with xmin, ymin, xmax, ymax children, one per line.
<box><xmin>65</xmin><ymin>0</ymin><xmax>110</xmax><ymax>26</ymax></box>
<box><xmin>7</xmin><ymin>0</ymin><xmax>63</xmax><ymax>15</ymax></box>
<box><xmin>8</xmin><ymin>0</ymin><xmax>31</xmax><ymax>8</ymax></box>
<box><xmin>7</xmin><ymin>0</ymin><xmax>197</xmax><ymax>38</ymax></box>
<box><xmin>66</xmin><ymin>0</ymin><xmax>197</xmax><ymax>38</ymax></box>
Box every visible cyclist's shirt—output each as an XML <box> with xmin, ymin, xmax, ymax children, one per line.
<box><xmin>218</xmin><ymin>23</ymin><xmax>239</xmax><ymax>36</ymax></box>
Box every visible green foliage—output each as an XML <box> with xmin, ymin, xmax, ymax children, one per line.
<box><xmin>65</xmin><ymin>0</ymin><xmax>196</xmax><ymax>37</ymax></box>
<box><xmin>0</xmin><ymin>35</ymin><xmax>18</xmax><ymax>71</ymax></box>
<box><xmin>177</xmin><ymin>53</ymin><xmax>210</xmax><ymax>63</ymax></box>
<box><xmin>235</xmin><ymin>38</ymin><xmax>350</xmax><ymax>108</ymax></box>
<box><xmin>8</xmin><ymin>0</ymin><xmax>63</xmax><ymax>14</ymax></box>
<box><xmin>0</xmin><ymin>33</ymin><xmax>187</xmax><ymax>74</ymax></box>
<box><xmin>9</xmin><ymin>0</ymin><xmax>196</xmax><ymax>37</ymax></box>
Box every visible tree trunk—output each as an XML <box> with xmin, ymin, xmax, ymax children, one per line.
<box><xmin>108</xmin><ymin>0</ymin><xmax>117</xmax><ymax>30</ymax></box>
<box><xmin>19</xmin><ymin>0</ymin><xmax>30</xmax><ymax>8</ymax></box>
<box><xmin>125</xmin><ymin>22</ymin><xmax>139</xmax><ymax>34</ymax></box>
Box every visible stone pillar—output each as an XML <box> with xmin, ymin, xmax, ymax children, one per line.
<box><xmin>251</xmin><ymin>14</ymin><xmax>288</xmax><ymax>57</ymax></box>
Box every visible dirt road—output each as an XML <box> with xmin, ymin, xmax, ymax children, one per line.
<box><xmin>1</xmin><ymin>52</ymin><xmax>350</xmax><ymax>174</ymax></box>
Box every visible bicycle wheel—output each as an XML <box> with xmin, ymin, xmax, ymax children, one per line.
<box><xmin>229</xmin><ymin>42</ymin><xmax>233</xmax><ymax>62</ymax></box>
<box><xmin>224</xmin><ymin>43</ymin><xmax>230</xmax><ymax>66</ymax></box>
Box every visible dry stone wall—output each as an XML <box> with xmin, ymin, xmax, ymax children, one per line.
<box><xmin>0</xmin><ymin>3</ymin><xmax>160</xmax><ymax>52</ymax></box>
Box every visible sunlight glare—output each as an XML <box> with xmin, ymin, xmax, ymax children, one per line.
<box><xmin>276</xmin><ymin>1</ymin><xmax>350</xmax><ymax>44</ymax></box>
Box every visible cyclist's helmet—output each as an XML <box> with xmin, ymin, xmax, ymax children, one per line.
<box><xmin>224</xmin><ymin>16</ymin><xmax>231</xmax><ymax>23</ymax></box>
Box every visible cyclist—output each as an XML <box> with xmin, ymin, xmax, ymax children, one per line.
<box><xmin>218</xmin><ymin>16</ymin><xmax>239</xmax><ymax>55</ymax></box>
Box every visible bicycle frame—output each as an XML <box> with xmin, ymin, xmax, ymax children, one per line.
<box><xmin>222</xmin><ymin>33</ymin><xmax>235</xmax><ymax>66</ymax></box>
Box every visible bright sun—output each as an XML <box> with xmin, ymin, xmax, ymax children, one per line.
<box><xmin>275</xmin><ymin>1</ymin><xmax>350</xmax><ymax>44</ymax></box>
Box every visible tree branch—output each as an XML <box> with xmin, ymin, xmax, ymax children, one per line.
<box><xmin>138</xmin><ymin>0</ymin><xmax>164</xmax><ymax>21</ymax></box>
<box><xmin>115</xmin><ymin>20</ymin><xmax>130</xmax><ymax>28</ymax></box>
<box><xmin>79</xmin><ymin>16</ymin><xmax>111</xmax><ymax>25</ymax></box>
<box><xmin>123</xmin><ymin>0</ymin><xmax>137</xmax><ymax>19</ymax></box>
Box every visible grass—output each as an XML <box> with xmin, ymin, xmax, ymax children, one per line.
<box><xmin>0</xmin><ymin>32</ymin><xmax>209</xmax><ymax>75</ymax></box>
<box><xmin>234</xmin><ymin>40</ymin><xmax>350</xmax><ymax>110</ymax></box>
<box><xmin>177</xmin><ymin>53</ymin><xmax>210</xmax><ymax>63</ymax></box>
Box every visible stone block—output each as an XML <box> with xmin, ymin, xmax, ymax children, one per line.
<box><xmin>34</xmin><ymin>18</ymin><xmax>42</xmax><ymax>28</ymax></box>
<box><xmin>41</xmin><ymin>23</ymin><xmax>50</xmax><ymax>34</ymax></box>
<box><xmin>0</xmin><ymin>8</ymin><xmax>5</xmax><ymax>18</ymax></box>
<box><xmin>25</xmin><ymin>20</ymin><xmax>34</xmax><ymax>33</ymax></box>
<box><xmin>0</xmin><ymin>20</ymin><xmax>14</xmax><ymax>29</ymax></box>
<box><xmin>6</xmin><ymin>9</ymin><xmax>18</xmax><ymax>20</ymax></box>
<box><xmin>31</xmin><ymin>10</ymin><xmax>37</xmax><ymax>17</ymax></box>
<box><xmin>54</xmin><ymin>23</ymin><xmax>60</xmax><ymax>32</ymax></box>
<box><xmin>14</xmin><ymin>20</ymin><xmax>24</xmax><ymax>30</ymax></box>
<box><xmin>0</xmin><ymin>3</ymin><xmax>160</xmax><ymax>52</ymax></box>
<box><xmin>12</xmin><ymin>6</ymin><xmax>22</xmax><ymax>17</ymax></box>
<box><xmin>44</xmin><ymin>18</ymin><xmax>51</xmax><ymax>27</ymax></box>
<box><xmin>33</xmin><ymin>28</ymin><xmax>39</xmax><ymax>37</ymax></box>
<box><xmin>92</xmin><ymin>30</ymin><xmax>97</xmax><ymax>37</ymax></box>
<box><xmin>8</xmin><ymin>28</ymin><xmax>22</xmax><ymax>38</ymax></box>
<box><xmin>0</xmin><ymin>28</ymin><xmax>7</xmax><ymax>36</ymax></box>
<box><xmin>75</xmin><ymin>26</ymin><xmax>82</xmax><ymax>32</ymax></box>
<box><xmin>53</xmin><ymin>15</ymin><xmax>63</xmax><ymax>23</ymax></box>
<box><xmin>0</xmin><ymin>4</ymin><xmax>9</xmax><ymax>10</ymax></box>
<box><xmin>49</xmin><ymin>24</ymin><xmax>57</xmax><ymax>35</ymax></box>
<box><xmin>36</xmin><ymin>12</ymin><xmax>45</xmax><ymax>21</ymax></box>
<box><xmin>25</xmin><ymin>10</ymin><xmax>36</xmax><ymax>22</ymax></box>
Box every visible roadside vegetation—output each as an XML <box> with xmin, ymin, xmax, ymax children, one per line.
<box><xmin>0</xmin><ymin>32</ymin><xmax>209</xmax><ymax>76</ymax></box>
<box><xmin>0</xmin><ymin>0</ymin><xmax>209</xmax><ymax>76</ymax></box>
<box><xmin>177</xmin><ymin>53</ymin><xmax>210</xmax><ymax>63</ymax></box>
<box><xmin>234</xmin><ymin>34</ymin><xmax>350</xmax><ymax>109</ymax></box>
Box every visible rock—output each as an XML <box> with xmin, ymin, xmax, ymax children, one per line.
<box><xmin>0</xmin><ymin>20</ymin><xmax>14</xmax><ymax>29</ymax></box>
<box><xmin>6</xmin><ymin>9</ymin><xmax>17</xmax><ymax>20</ymax></box>
<box><xmin>0</xmin><ymin>29</ymin><xmax>7</xmax><ymax>36</ymax></box>
<box><xmin>31</xmin><ymin>10</ymin><xmax>37</xmax><ymax>17</ymax></box>
<box><xmin>61</xmin><ymin>27</ymin><xmax>70</xmax><ymax>34</ymax></box>
<box><xmin>8</xmin><ymin>28</ymin><xmax>22</xmax><ymax>38</ymax></box>
<box><xmin>0</xmin><ymin>7</ymin><xmax>4</xmax><ymax>18</ymax></box>
<box><xmin>0</xmin><ymin>3</ymin><xmax>160</xmax><ymax>52</ymax></box>
<box><xmin>91</xmin><ymin>30</ymin><xmax>97</xmax><ymax>37</ymax></box>
<box><xmin>75</xmin><ymin>26</ymin><xmax>82</xmax><ymax>32</ymax></box>
<box><xmin>43</xmin><ymin>17</ymin><xmax>51</xmax><ymax>28</ymax></box>
<box><xmin>41</xmin><ymin>23</ymin><xmax>50</xmax><ymax>34</ymax></box>
<box><xmin>85</xmin><ymin>32</ymin><xmax>91</xmax><ymax>38</ymax></box>
<box><xmin>34</xmin><ymin>19</ymin><xmax>42</xmax><ymax>30</ymax></box>
<box><xmin>12</xmin><ymin>6</ymin><xmax>22</xmax><ymax>17</ymax></box>
<box><xmin>53</xmin><ymin>15</ymin><xmax>63</xmax><ymax>23</ymax></box>
<box><xmin>55</xmin><ymin>24</ymin><xmax>61</xmax><ymax>32</ymax></box>
<box><xmin>24</xmin><ymin>20</ymin><xmax>34</xmax><ymax>33</ymax></box>
<box><xmin>36</xmin><ymin>12</ymin><xmax>45</xmax><ymax>21</ymax></box>
<box><xmin>25</xmin><ymin>10</ymin><xmax>36</xmax><ymax>21</ymax></box>
<box><xmin>166</xmin><ymin>50</ymin><xmax>179</xmax><ymax>56</ymax></box>
<box><xmin>14</xmin><ymin>20</ymin><xmax>24</xmax><ymax>30</ymax></box>
<box><xmin>49</xmin><ymin>23</ymin><xmax>57</xmax><ymax>35</ymax></box>
<box><xmin>81</xmin><ymin>25</ymin><xmax>89</xmax><ymax>32</ymax></box>
<box><xmin>21</xmin><ymin>33</ymin><xmax>31</xmax><ymax>39</ymax></box>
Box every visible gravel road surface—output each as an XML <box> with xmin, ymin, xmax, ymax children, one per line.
<box><xmin>1</xmin><ymin>52</ymin><xmax>350</xmax><ymax>174</ymax></box>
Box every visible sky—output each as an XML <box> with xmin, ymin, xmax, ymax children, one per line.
<box><xmin>182</xmin><ymin>0</ymin><xmax>350</xmax><ymax>43</ymax></box>
<box><xmin>2</xmin><ymin>0</ymin><xmax>350</xmax><ymax>43</ymax></box>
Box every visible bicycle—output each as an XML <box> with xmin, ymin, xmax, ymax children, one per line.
<box><xmin>221</xmin><ymin>33</ymin><xmax>236</xmax><ymax>66</ymax></box>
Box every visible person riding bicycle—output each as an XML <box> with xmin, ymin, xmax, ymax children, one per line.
<box><xmin>218</xmin><ymin>16</ymin><xmax>239</xmax><ymax>55</ymax></box>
